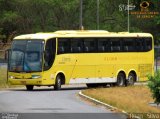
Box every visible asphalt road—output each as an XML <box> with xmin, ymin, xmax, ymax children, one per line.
<box><xmin>0</xmin><ymin>85</ymin><xmax>127</xmax><ymax>119</ymax></box>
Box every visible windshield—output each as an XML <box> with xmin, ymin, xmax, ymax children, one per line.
<box><xmin>9</xmin><ymin>40</ymin><xmax>44</xmax><ymax>72</ymax></box>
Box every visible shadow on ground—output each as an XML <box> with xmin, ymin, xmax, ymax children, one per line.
<box><xmin>8</xmin><ymin>86</ymin><xmax>88</xmax><ymax>92</ymax></box>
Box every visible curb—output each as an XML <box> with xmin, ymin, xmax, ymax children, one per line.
<box><xmin>79</xmin><ymin>91</ymin><xmax>128</xmax><ymax>114</ymax></box>
<box><xmin>79</xmin><ymin>91</ymin><xmax>141</xmax><ymax>119</ymax></box>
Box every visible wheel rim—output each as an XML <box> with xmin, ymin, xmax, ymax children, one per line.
<box><xmin>118</xmin><ymin>77</ymin><xmax>123</xmax><ymax>86</ymax></box>
<box><xmin>117</xmin><ymin>74</ymin><xmax>124</xmax><ymax>86</ymax></box>
<box><xmin>57</xmin><ymin>77</ymin><xmax>61</xmax><ymax>88</ymax></box>
<box><xmin>128</xmin><ymin>75</ymin><xmax>134</xmax><ymax>85</ymax></box>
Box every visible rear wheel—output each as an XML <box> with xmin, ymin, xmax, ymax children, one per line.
<box><xmin>116</xmin><ymin>73</ymin><xmax>125</xmax><ymax>86</ymax></box>
<box><xmin>126</xmin><ymin>73</ymin><xmax>136</xmax><ymax>86</ymax></box>
<box><xmin>26</xmin><ymin>85</ymin><xmax>34</xmax><ymax>91</ymax></box>
<box><xmin>54</xmin><ymin>75</ymin><xmax>62</xmax><ymax>90</ymax></box>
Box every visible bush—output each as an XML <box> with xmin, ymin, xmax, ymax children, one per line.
<box><xmin>148</xmin><ymin>71</ymin><xmax>160</xmax><ymax>105</ymax></box>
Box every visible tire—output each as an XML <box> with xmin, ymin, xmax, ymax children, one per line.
<box><xmin>26</xmin><ymin>85</ymin><xmax>34</xmax><ymax>91</ymax></box>
<box><xmin>54</xmin><ymin>75</ymin><xmax>62</xmax><ymax>90</ymax></box>
<box><xmin>116</xmin><ymin>73</ymin><xmax>125</xmax><ymax>86</ymax></box>
<box><xmin>126</xmin><ymin>73</ymin><xmax>135</xmax><ymax>86</ymax></box>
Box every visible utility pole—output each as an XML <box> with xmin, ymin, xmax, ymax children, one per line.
<box><xmin>80</xmin><ymin>0</ymin><xmax>83</xmax><ymax>30</ymax></box>
<box><xmin>128</xmin><ymin>0</ymin><xmax>130</xmax><ymax>32</ymax></box>
<box><xmin>97</xmin><ymin>0</ymin><xmax>99</xmax><ymax>30</ymax></box>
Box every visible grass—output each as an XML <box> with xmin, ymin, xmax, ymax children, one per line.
<box><xmin>82</xmin><ymin>86</ymin><xmax>160</xmax><ymax>113</ymax></box>
<box><xmin>0</xmin><ymin>66</ymin><xmax>21</xmax><ymax>89</ymax></box>
<box><xmin>0</xmin><ymin>43</ymin><xmax>11</xmax><ymax>59</ymax></box>
<box><xmin>0</xmin><ymin>66</ymin><xmax>8</xmax><ymax>88</ymax></box>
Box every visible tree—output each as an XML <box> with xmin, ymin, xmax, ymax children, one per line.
<box><xmin>0</xmin><ymin>0</ymin><xmax>159</xmax><ymax>44</ymax></box>
<box><xmin>148</xmin><ymin>71</ymin><xmax>160</xmax><ymax>105</ymax></box>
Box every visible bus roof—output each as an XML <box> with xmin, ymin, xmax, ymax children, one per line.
<box><xmin>14</xmin><ymin>30</ymin><xmax>153</xmax><ymax>40</ymax></box>
<box><xmin>14</xmin><ymin>33</ymin><xmax>56</xmax><ymax>40</ymax></box>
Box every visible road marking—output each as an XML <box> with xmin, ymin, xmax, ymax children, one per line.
<box><xmin>79</xmin><ymin>91</ymin><xmax>128</xmax><ymax>114</ymax></box>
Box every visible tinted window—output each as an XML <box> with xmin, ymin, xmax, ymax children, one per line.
<box><xmin>44</xmin><ymin>39</ymin><xmax>56</xmax><ymax>70</ymax></box>
<box><xmin>71</xmin><ymin>39</ymin><xmax>83</xmax><ymax>53</ymax></box>
<box><xmin>84</xmin><ymin>39</ymin><xmax>96</xmax><ymax>52</ymax></box>
<box><xmin>110</xmin><ymin>39</ymin><xmax>121</xmax><ymax>52</ymax></box>
<box><xmin>145</xmin><ymin>38</ymin><xmax>152</xmax><ymax>51</ymax></box>
<box><xmin>98</xmin><ymin>39</ymin><xmax>110</xmax><ymax>52</ymax></box>
<box><xmin>136</xmin><ymin>38</ymin><xmax>145</xmax><ymax>52</ymax></box>
<box><xmin>123</xmin><ymin>39</ymin><xmax>135</xmax><ymax>52</ymax></box>
<box><xmin>58</xmin><ymin>39</ymin><xmax>70</xmax><ymax>54</ymax></box>
<box><xmin>57</xmin><ymin>37</ymin><xmax>152</xmax><ymax>54</ymax></box>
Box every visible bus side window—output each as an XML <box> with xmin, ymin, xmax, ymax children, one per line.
<box><xmin>98</xmin><ymin>39</ymin><xmax>109</xmax><ymax>52</ymax></box>
<box><xmin>44</xmin><ymin>38</ymin><xmax>56</xmax><ymax>70</ymax></box>
<box><xmin>123</xmin><ymin>38</ymin><xmax>135</xmax><ymax>52</ymax></box>
<box><xmin>98</xmin><ymin>40</ymin><xmax>104</xmax><ymax>52</ymax></box>
<box><xmin>145</xmin><ymin>38</ymin><xmax>152</xmax><ymax>51</ymax></box>
<box><xmin>110</xmin><ymin>39</ymin><xmax>121</xmax><ymax>52</ymax></box>
<box><xmin>58</xmin><ymin>46</ymin><xmax>64</xmax><ymax>53</ymax></box>
<box><xmin>84</xmin><ymin>39</ymin><xmax>96</xmax><ymax>53</ymax></box>
<box><xmin>71</xmin><ymin>39</ymin><xmax>83</xmax><ymax>53</ymax></box>
<box><xmin>58</xmin><ymin>39</ymin><xmax>70</xmax><ymax>54</ymax></box>
<box><xmin>136</xmin><ymin>38</ymin><xmax>144</xmax><ymax>52</ymax></box>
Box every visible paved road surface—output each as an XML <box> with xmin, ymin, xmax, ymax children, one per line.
<box><xmin>0</xmin><ymin>85</ymin><xmax>127</xmax><ymax>119</ymax></box>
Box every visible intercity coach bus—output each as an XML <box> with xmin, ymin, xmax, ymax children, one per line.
<box><xmin>8</xmin><ymin>30</ymin><xmax>154</xmax><ymax>90</ymax></box>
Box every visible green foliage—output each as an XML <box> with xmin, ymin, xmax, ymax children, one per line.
<box><xmin>1</xmin><ymin>11</ymin><xmax>19</xmax><ymax>23</ymax></box>
<box><xmin>0</xmin><ymin>0</ymin><xmax>159</xmax><ymax>44</ymax></box>
<box><xmin>155</xmin><ymin>16</ymin><xmax>160</xmax><ymax>25</ymax></box>
<box><xmin>148</xmin><ymin>71</ymin><xmax>160</xmax><ymax>105</ymax></box>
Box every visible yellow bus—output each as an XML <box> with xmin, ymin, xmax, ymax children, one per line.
<box><xmin>8</xmin><ymin>30</ymin><xmax>154</xmax><ymax>90</ymax></box>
